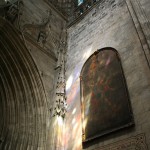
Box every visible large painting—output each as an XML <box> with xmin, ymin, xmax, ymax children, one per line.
<box><xmin>80</xmin><ymin>48</ymin><xmax>134</xmax><ymax>142</ymax></box>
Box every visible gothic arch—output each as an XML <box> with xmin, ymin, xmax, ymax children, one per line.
<box><xmin>0</xmin><ymin>17</ymin><xmax>48</xmax><ymax>149</ymax></box>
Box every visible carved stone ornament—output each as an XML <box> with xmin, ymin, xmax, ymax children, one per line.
<box><xmin>22</xmin><ymin>10</ymin><xmax>52</xmax><ymax>48</ymax></box>
<box><xmin>97</xmin><ymin>134</ymin><xmax>148</xmax><ymax>150</ymax></box>
<box><xmin>0</xmin><ymin>0</ymin><xmax>23</xmax><ymax>27</ymax></box>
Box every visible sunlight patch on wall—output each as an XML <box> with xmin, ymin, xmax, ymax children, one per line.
<box><xmin>82</xmin><ymin>46</ymin><xmax>92</xmax><ymax>60</ymax></box>
<box><xmin>65</xmin><ymin>55</ymin><xmax>87</xmax><ymax>149</ymax></box>
<box><xmin>72</xmin><ymin>118</ymin><xmax>76</xmax><ymax>124</ymax></box>
<box><xmin>57</xmin><ymin>116</ymin><xmax>63</xmax><ymax>126</ymax></box>
<box><xmin>72</xmin><ymin>108</ymin><xmax>77</xmax><ymax>115</ymax></box>
<box><xmin>66</xmin><ymin>75</ymin><xmax>73</xmax><ymax>91</ymax></box>
<box><xmin>78</xmin><ymin>0</ymin><xmax>83</xmax><ymax>6</ymax></box>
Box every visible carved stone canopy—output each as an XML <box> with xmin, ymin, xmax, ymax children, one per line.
<box><xmin>0</xmin><ymin>0</ymin><xmax>18</xmax><ymax>7</ymax></box>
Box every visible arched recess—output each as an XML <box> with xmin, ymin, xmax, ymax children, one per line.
<box><xmin>0</xmin><ymin>17</ymin><xmax>48</xmax><ymax>149</ymax></box>
<box><xmin>80</xmin><ymin>47</ymin><xmax>134</xmax><ymax>142</ymax></box>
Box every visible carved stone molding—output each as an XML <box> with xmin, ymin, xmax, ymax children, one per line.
<box><xmin>96</xmin><ymin>134</ymin><xmax>148</xmax><ymax>150</ymax></box>
<box><xmin>0</xmin><ymin>17</ymin><xmax>48</xmax><ymax>149</ymax></box>
<box><xmin>21</xmin><ymin>10</ymin><xmax>61</xmax><ymax>60</ymax></box>
<box><xmin>0</xmin><ymin>0</ymin><xmax>23</xmax><ymax>28</ymax></box>
<box><xmin>125</xmin><ymin>0</ymin><xmax>150</xmax><ymax>69</ymax></box>
<box><xmin>22</xmin><ymin>10</ymin><xmax>52</xmax><ymax>47</ymax></box>
<box><xmin>24</xmin><ymin>32</ymin><xmax>57</xmax><ymax>62</ymax></box>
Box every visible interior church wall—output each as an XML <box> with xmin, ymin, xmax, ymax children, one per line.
<box><xmin>66</xmin><ymin>0</ymin><xmax>150</xmax><ymax>149</ymax></box>
<box><xmin>18</xmin><ymin>0</ymin><xmax>67</xmax><ymax>102</ymax></box>
<box><xmin>134</xmin><ymin>0</ymin><xmax>150</xmax><ymax>30</ymax></box>
<box><xmin>1</xmin><ymin>0</ymin><xmax>150</xmax><ymax>149</ymax></box>
<box><xmin>0</xmin><ymin>0</ymin><xmax>67</xmax><ymax>149</ymax></box>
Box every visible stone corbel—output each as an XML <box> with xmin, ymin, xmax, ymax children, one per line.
<box><xmin>22</xmin><ymin>10</ymin><xmax>52</xmax><ymax>48</ymax></box>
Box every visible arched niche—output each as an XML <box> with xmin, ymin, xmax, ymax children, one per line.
<box><xmin>80</xmin><ymin>48</ymin><xmax>134</xmax><ymax>142</ymax></box>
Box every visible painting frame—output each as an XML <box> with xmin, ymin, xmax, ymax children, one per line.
<box><xmin>80</xmin><ymin>47</ymin><xmax>134</xmax><ymax>143</ymax></box>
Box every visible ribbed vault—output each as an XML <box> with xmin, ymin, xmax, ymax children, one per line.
<box><xmin>0</xmin><ymin>17</ymin><xmax>48</xmax><ymax>150</ymax></box>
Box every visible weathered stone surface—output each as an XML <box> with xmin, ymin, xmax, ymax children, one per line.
<box><xmin>0</xmin><ymin>0</ymin><xmax>150</xmax><ymax>149</ymax></box>
<box><xmin>95</xmin><ymin>134</ymin><xmax>148</xmax><ymax>150</ymax></box>
<box><xmin>0</xmin><ymin>0</ymin><xmax>67</xmax><ymax>149</ymax></box>
<box><xmin>66</xmin><ymin>0</ymin><xmax>150</xmax><ymax>149</ymax></box>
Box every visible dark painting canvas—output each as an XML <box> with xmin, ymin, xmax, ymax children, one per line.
<box><xmin>80</xmin><ymin>48</ymin><xmax>134</xmax><ymax>142</ymax></box>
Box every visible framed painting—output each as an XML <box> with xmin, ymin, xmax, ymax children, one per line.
<box><xmin>80</xmin><ymin>48</ymin><xmax>134</xmax><ymax>142</ymax></box>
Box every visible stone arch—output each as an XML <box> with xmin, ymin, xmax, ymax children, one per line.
<box><xmin>0</xmin><ymin>17</ymin><xmax>48</xmax><ymax>149</ymax></box>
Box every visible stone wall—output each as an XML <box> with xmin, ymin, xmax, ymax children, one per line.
<box><xmin>66</xmin><ymin>0</ymin><xmax>150</xmax><ymax>149</ymax></box>
<box><xmin>1</xmin><ymin>0</ymin><xmax>150</xmax><ymax>149</ymax></box>
<box><xmin>19</xmin><ymin>0</ymin><xmax>67</xmax><ymax>103</ymax></box>
<box><xmin>0</xmin><ymin>0</ymin><xmax>67</xmax><ymax>149</ymax></box>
